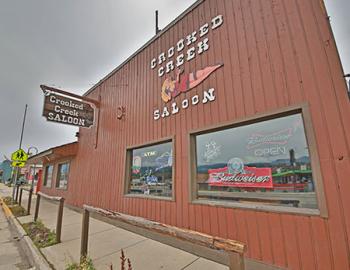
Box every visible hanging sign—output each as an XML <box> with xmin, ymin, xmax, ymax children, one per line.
<box><xmin>42</xmin><ymin>92</ymin><xmax>94</xmax><ymax>128</ymax></box>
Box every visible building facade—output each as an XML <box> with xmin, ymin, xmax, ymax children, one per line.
<box><xmin>39</xmin><ymin>0</ymin><xmax>350</xmax><ymax>269</ymax></box>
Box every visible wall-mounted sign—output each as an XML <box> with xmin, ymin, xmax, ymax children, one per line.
<box><xmin>207</xmin><ymin>158</ymin><xmax>273</xmax><ymax>188</ymax></box>
<box><xmin>151</xmin><ymin>14</ymin><xmax>225</xmax><ymax>121</ymax></box>
<box><xmin>161</xmin><ymin>64</ymin><xmax>223</xmax><ymax>103</ymax></box>
<box><xmin>154</xmin><ymin>88</ymin><xmax>216</xmax><ymax>120</ymax></box>
<box><xmin>150</xmin><ymin>14</ymin><xmax>224</xmax><ymax>78</ymax></box>
<box><xmin>42</xmin><ymin>92</ymin><xmax>94</xmax><ymax>128</ymax></box>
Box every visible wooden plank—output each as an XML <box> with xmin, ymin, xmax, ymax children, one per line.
<box><xmin>225</xmin><ymin>0</ymin><xmax>245</xmax><ymax>117</ymax></box>
<box><xmin>319</xmin><ymin>160</ymin><xmax>350</xmax><ymax>269</ymax></box>
<box><xmin>225</xmin><ymin>208</ymin><xmax>238</xmax><ymax>242</ymax></box>
<box><xmin>270</xmin><ymin>0</ymin><xmax>301</xmax><ymax>105</ymax></box>
<box><xmin>234</xmin><ymin>209</ymin><xmax>250</xmax><ymax>257</ymax></box>
<box><xmin>280</xmin><ymin>215</ymin><xmax>301</xmax><ymax>269</ymax></box>
<box><xmin>296</xmin><ymin>216</ymin><xmax>317</xmax><ymax>270</ymax></box>
<box><xmin>232</xmin><ymin>0</ymin><xmax>256</xmax><ymax>116</ymax></box>
<box><xmin>255</xmin><ymin>212</ymin><xmax>274</xmax><ymax>264</ymax></box>
<box><xmin>244</xmin><ymin>211</ymin><xmax>261</xmax><ymax>261</ymax></box>
<box><xmin>310</xmin><ymin>0</ymin><xmax>350</xmax><ymax>152</ymax></box>
<box><xmin>84</xmin><ymin>204</ymin><xmax>246</xmax><ymax>254</ymax></box>
<box><xmin>251</xmin><ymin>0</ymin><xmax>278</xmax><ymax>110</ymax></box>
<box><xmin>217</xmin><ymin>207</ymin><xmax>228</xmax><ymax>239</ymax></box>
<box><xmin>310</xmin><ymin>217</ymin><xmax>333</xmax><ymax>270</ymax></box>
<box><xmin>37</xmin><ymin>191</ymin><xmax>63</xmax><ymax>202</ymax></box>
<box><xmin>268</xmin><ymin>214</ymin><xmax>287</xmax><ymax>268</ymax></box>
<box><xmin>209</xmin><ymin>206</ymin><xmax>219</xmax><ymax>237</ymax></box>
<box><xmin>241</xmin><ymin>0</ymin><xmax>267</xmax><ymax>114</ymax></box>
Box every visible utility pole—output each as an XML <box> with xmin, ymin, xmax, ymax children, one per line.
<box><xmin>12</xmin><ymin>104</ymin><xmax>28</xmax><ymax>200</ymax></box>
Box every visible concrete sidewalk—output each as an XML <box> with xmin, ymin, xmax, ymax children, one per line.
<box><xmin>0</xmin><ymin>184</ymin><xmax>227</xmax><ymax>270</ymax></box>
<box><xmin>0</xmin><ymin>200</ymin><xmax>32</xmax><ymax>269</ymax></box>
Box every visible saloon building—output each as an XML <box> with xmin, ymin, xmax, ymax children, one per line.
<box><xmin>31</xmin><ymin>0</ymin><xmax>350</xmax><ymax>269</ymax></box>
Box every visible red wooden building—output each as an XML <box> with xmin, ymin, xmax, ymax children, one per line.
<box><xmin>33</xmin><ymin>0</ymin><xmax>350</xmax><ymax>269</ymax></box>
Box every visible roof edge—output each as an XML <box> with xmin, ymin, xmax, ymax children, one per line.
<box><xmin>27</xmin><ymin>141</ymin><xmax>77</xmax><ymax>162</ymax></box>
<box><xmin>83</xmin><ymin>0</ymin><xmax>204</xmax><ymax>97</ymax></box>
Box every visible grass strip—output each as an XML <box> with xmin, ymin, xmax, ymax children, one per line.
<box><xmin>22</xmin><ymin>220</ymin><xmax>57</xmax><ymax>248</ymax></box>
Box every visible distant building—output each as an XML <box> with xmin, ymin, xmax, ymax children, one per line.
<box><xmin>0</xmin><ymin>160</ymin><xmax>12</xmax><ymax>183</ymax></box>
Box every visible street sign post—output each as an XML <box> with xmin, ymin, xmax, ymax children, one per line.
<box><xmin>42</xmin><ymin>92</ymin><xmax>95</xmax><ymax>128</ymax></box>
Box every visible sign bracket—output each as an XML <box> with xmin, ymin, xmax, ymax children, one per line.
<box><xmin>40</xmin><ymin>85</ymin><xmax>100</xmax><ymax>108</ymax></box>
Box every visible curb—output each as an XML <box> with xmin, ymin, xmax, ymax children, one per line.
<box><xmin>0</xmin><ymin>197</ymin><xmax>52</xmax><ymax>270</ymax></box>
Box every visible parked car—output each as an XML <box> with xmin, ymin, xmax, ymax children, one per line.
<box><xmin>16</xmin><ymin>177</ymin><xmax>27</xmax><ymax>185</ymax></box>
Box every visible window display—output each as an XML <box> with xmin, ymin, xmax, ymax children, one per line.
<box><xmin>127</xmin><ymin>141</ymin><xmax>173</xmax><ymax>198</ymax></box>
<box><xmin>194</xmin><ymin>113</ymin><xmax>318</xmax><ymax>209</ymax></box>
<box><xmin>56</xmin><ymin>162</ymin><xmax>70</xmax><ymax>189</ymax></box>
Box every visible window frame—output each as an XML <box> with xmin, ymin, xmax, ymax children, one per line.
<box><xmin>55</xmin><ymin>161</ymin><xmax>70</xmax><ymax>190</ymax></box>
<box><xmin>124</xmin><ymin>136</ymin><xmax>175</xmax><ymax>201</ymax></box>
<box><xmin>43</xmin><ymin>164</ymin><xmax>54</xmax><ymax>188</ymax></box>
<box><xmin>188</xmin><ymin>104</ymin><xmax>328</xmax><ymax>217</ymax></box>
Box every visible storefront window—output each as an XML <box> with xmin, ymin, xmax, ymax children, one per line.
<box><xmin>56</xmin><ymin>162</ymin><xmax>70</xmax><ymax>189</ymax></box>
<box><xmin>127</xmin><ymin>141</ymin><xmax>173</xmax><ymax>198</ymax></box>
<box><xmin>194</xmin><ymin>113</ymin><xmax>318</xmax><ymax>210</ymax></box>
<box><xmin>44</xmin><ymin>165</ymin><xmax>53</xmax><ymax>187</ymax></box>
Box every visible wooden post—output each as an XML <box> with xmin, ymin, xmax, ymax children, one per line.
<box><xmin>56</xmin><ymin>198</ymin><xmax>65</xmax><ymax>243</ymax></box>
<box><xmin>228</xmin><ymin>252</ymin><xmax>245</xmax><ymax>270</ymax></box>
<box><xmin>80</xmin><ymin>208</ymin><xmax>90</xmax><ymax>261</ymax></box>
<box><xmin>15</xmin><ymin>185</ymin><xmax>20</xmax><ymax>202</ymax></box>
<box><xmin>19</xmin><ymin>188</ymin><xmax>23</xmax><ymax>206</ymax></box>
<box><xmin>27</xmin><ymin>188</ymin><xmax>33</xmax><ymax>215</ymax></box>
<box><xmin>34</xmin><ymin>193</ymin><xmax>41</xmax><ymax>222</ymax></box>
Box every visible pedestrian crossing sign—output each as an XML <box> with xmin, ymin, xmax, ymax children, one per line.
<box><xmin>11</xmin><ymin>161</ymin><xmax>26</xmax><ymax>168</ymax></box>
<box><xmin>11</xmin><ymin>149</ymin><xmax>28</xmax><ymax>162</ymax></box>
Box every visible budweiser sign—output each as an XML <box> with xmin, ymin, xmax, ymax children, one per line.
<box><xmin>247</xmin><ymin>128</ymin><xmax>293</xmax><ymax>149</ymax></box>
<box><xmin>207</xmin><ymin>158</ymin><xmax>273</xmax><ymax>188</ymax></box>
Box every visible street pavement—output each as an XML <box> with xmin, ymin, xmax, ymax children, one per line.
<box><xmin>0</xmin><ymin>184</ymin><xmax>227</xmax><ymax>270</ymax></box>
<box><xmin>0</xmin><ymin>198</ymin><xmax>32</xmax><ymax>269</ymax></box>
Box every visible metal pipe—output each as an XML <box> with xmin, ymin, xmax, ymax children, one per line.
<box><xmin>155</xmin><ymin>10</ymin><xmax>160</xmax><ymax>34</ymax></box>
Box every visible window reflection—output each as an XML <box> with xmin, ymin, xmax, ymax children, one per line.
<box><xmin>44</xmin><ymin>165</ymin><xmax>53</xmax><ymax>187</ymax></box>
<box><xmin>195</xmin><ymin>113</ymin><xmax>318</xmax><ymax>209</ymax></box>
<box><xmin>128</xmin><ymin>141</ymin><xmax>173</xmax><ymax>198</ymax></box>
<box><xmin>56</xmin><ymin>163</ymin><xmax>69</xmax><ymax>189</ymax></box>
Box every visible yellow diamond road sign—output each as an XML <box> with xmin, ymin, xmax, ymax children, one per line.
<box><xmin>11</xmin><ymin>161</ymin><xmax>26</xmax><ymax>168</ymax></box>
<box><xmin>11</xmin><ymin>149</ymin><xmax>28</xmax><ymax>162</ymax></box>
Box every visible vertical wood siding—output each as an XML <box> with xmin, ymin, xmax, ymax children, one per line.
<box><xmin>50</xmin><ymin>0</ymin><xmax>350</xmax><ymax>269</ymax></box>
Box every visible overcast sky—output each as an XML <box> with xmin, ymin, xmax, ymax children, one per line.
<box><xmin>0</xmin><ymin>0</ymin><xmax>349</xmax><ymax>161</ymax></box>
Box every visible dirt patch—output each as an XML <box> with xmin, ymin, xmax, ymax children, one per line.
<box><xmin>3</xmin><ymin>196</ymin><xmax>27</xmax><ymax>217</ymax></box>
<box><xmin>22</xmin><ymin>221</ymin><xmax>57</xmax><ymax>248</ymax></box>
